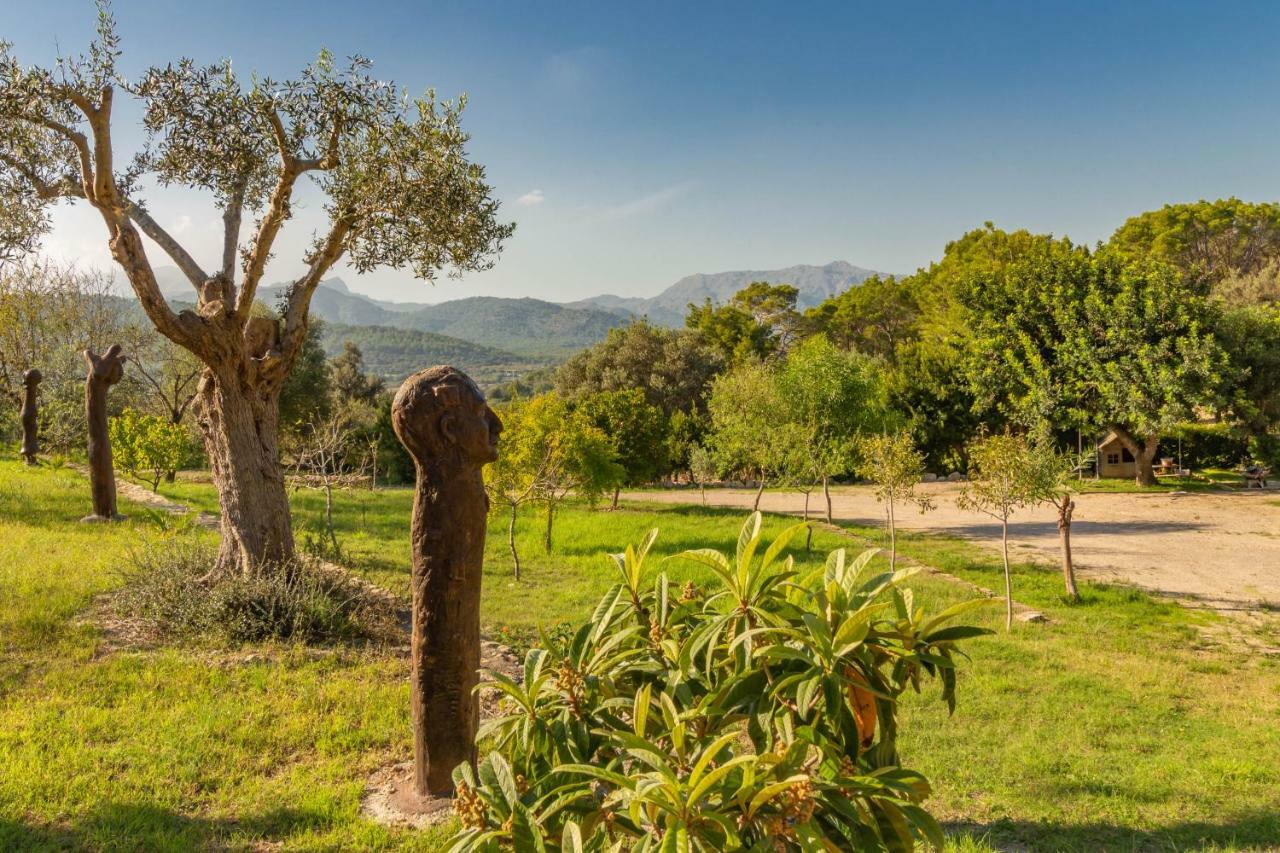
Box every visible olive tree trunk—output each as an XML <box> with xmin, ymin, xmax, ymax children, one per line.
<box><xmin>823</xmin><ymin>475</ymin><xmax>833</xmax><ymax>523</ymax></box>
<box><xmin>753</xmin><ymin>478</ymin><xmax>767</xmax><ymax>512</ymax></box>
<box><xmin>194</xmin><ymin>367</ymin><xmax>295</xmax><ymax>577</ymax></box>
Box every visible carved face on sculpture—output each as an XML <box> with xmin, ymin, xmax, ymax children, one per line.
<box><xmin>22</xmin><ymin>368</ymin><xmax>41</xmax><ymax>388</ymax></box>
<box><xmin>392</xmin><ymin>366</ymin><xmax>501</xmax><ymax>466</ymax></box>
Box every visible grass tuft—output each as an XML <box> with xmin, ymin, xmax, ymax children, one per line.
<box><xmin>117</xmin><ymin>539</ymin><xmax>401</xmax><ymax>646</ymax></box>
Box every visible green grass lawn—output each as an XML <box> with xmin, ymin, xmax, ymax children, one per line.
<box><xmin>3</xmin><ymin>460</ymin><xmax>1280</xmax><ymax>850</ymax></box>
<box><xmin>1071</xmin><ymin>468</ymin><xmax>1249</xmax><ymax>494</ymax></box>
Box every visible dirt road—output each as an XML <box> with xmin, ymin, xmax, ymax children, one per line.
<box><xmin>627</xmin><ymin>483</ymin><xmax>1280</xmax><ymax>611</ymax></box>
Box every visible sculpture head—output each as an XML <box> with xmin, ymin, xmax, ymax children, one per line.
<box><xmin>392</xmin><ymin>365</ymin><xmax>501</xmax><ymax>467</ymax></box>
<box><xmin>22</xmin><ymin>368</ymin><xmax>42</xmax><ymax>388</ymax></box>
<box><xmin>84</xmin><ymin>345</ymin><xmax>126</xmax><ymax>386</ymax></box>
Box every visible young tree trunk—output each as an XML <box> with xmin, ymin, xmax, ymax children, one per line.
<box><xmin>888</xmin><ymin>498</ymin><xmax>897</xmax><ymax>572</ymax></box>
<box><xmin>700</xmin><ymin>481</ymin><xmax>706</xmax><ymax>505</ymax></box>
<box><xmin>753</xmin><ymin>478</ymin><xmax>766</xmax><ymax>512</ymax></box>
<box><xmin>611</xmin><ymin>486</ymin><xmax>620</xmax><ymax>511</ymax></box>
<box><xmin>1057</xmin><ymin>496</ymin><xmax>1079</xmax><ymax>602</ymax></box>
<box><xmin>194</xmin><ymin>369</ymin><xmax>295</xmax><ymax>577</ymax></box>
<box><xmin>543</xmin><ymin>501</ymin><xmax>555</xmax><ymax>554</ymax></box>
<box><xmin>323</xmin><ymin>482</ymin><xmax>339</xmax><ymax>557</ymax></box>
<box><xmin>823</xmin><ymin>475</ymin><xmax>833</xmax><ymax>523</ymax></box>
<box><xmin>1001</xmin><ymin>517</ymin><xmax>1013</xmax><ymax>631</ymax></box>
<box><xmin>803</xmin><ymin>491</ymin><xmax>812</xmax><ymax>551</ymax></box>
<box><xmin>508</xmin><ymin>502</ymin><xmax>521</xmax><ymax>581</ymax></box>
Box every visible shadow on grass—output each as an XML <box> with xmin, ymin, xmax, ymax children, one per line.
<box><xmin>0</xmin><ymin>802</ymin><xmax>332</xmax><ymax>851</ymax></box>
<box><xmin>946</xmin><ymin>811</ymin><xmax>1280</xmax><ymax>852</ymax></box>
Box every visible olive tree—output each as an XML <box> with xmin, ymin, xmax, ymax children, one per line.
<box><xmin>956</xmin><ymin>433</ymin><xmax>1045</xmax><ymax>631</ymax></box>
<box><xmin>858</xmin><ymin>432</ymin><xmax>934</xmax><ymax>571</ymax></box>
<box><xmin>0</xmin><ymin>8</ymin><xmax>511</xmax><ymax>575</ymax></box>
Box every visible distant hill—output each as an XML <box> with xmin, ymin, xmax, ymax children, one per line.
<box><xmin>149</xmin><ymin>259</ymin><xmax>885</xmax><ymax>358</ymax></box>
<box><xmin>392</xmin><ymin>296</ymin><xmax>624</xmax><ymax>359</ymax></box>
<box><xmin>570</xmin><ymin>261</ymin><xmax>885</xmax><ymax>327</ymax></box>
<box><xmin>320</xmin><ymin>323</ymin><xmax>538</xmax><ymax>388</ymax></box>
<box><xmin>154</xmin><ymin>268</ymin><xmax>628</xmax><ymax>358</ymax></box>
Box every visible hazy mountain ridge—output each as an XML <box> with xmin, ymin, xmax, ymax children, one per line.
<box><xmin>150</xmin><ymin>259</ymin><xmax>884</xmax><ymax>364</ymax></box>
<box><xmin>569</xmin><ymin>261</ymin><xmax>885</xmax><ymax>327</ymax></box>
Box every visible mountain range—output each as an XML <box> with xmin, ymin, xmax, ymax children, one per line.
<box><xmin>150</xmin><ymin>260</ymin><xmax>884</xmax><ymax>380</ymax></box>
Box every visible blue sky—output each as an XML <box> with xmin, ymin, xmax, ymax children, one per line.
<box><xmin>6</xmin><ymin>1</ymin><xmax>1280</xmax><ymax>303</ymax></box>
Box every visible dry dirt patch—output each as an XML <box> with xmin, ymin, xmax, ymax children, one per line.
<box><xmin>628</xmin><ymin>483</ymin><xmax>1280</xmax><ymax>614</ymax></box>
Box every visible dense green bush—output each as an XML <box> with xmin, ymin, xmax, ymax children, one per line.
<box><xmin>448</xmin><ymin>514</ymin><xmax>989</xmax><ymax>851</ymax></box>
<box><xmin>1165</xmin><ymin>422</ymin><xmax>1251</xmax><ymax>469</ymax></box>
<box><xmin>110</xmin><ymin>408</ymin><xmax>193</xmax><ymax>490</ymax></box>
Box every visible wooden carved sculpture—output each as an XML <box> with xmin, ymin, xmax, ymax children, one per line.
<box><xmin>83</xmin><ymin>345</ymin><xmax>126</xmax><ymax>521</ymax></box>
<box><xmin>391</xmin><ymin>365</ymin><xmax>501</xmax><ymax>797</ymax></box>
<box><xmin>20</xmin><ymin>368</ymin><xmax>41</xmax><ymax>465</ymax></box>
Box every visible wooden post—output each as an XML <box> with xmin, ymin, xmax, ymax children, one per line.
<box><xmin>20</xmin><ymin>369</ymin><xmax>41</xmax><ymax>465</ymax></box>
<box><xmin>83</xmin><ymin>346</ymin><xmax>126</xmax><ymax>521</ymax></box>
<box><xmin>391</xmin><ymin>366</ymin><xmax>500</xmax><ymax>797</ymax></box>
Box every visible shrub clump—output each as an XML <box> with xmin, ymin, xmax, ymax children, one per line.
<box><xmin>448</xmin><ymin>513</ymin><xmax>991</xmax><ymax>852</ymax></box>
<box><xmin>117</xmin><ymin>539</ymin><xmax>400</xmax><ymax>646</ymax></box>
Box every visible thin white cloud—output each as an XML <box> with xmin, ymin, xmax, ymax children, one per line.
<box><xmin>597</xmin><ymin>182</ymin><xmax>694</xmax><ymax>223</ymax></box>
<box><xmin>516</xmin><ymin>189</ymin><xmax>545</xmax><ymax>207</ymax></box>
<box><xmin>171</xmin><ymin>214</ymin><xmax>193</xmax><ymax>235</ymax></box>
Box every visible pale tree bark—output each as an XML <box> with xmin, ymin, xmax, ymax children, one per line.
<box><xmin>887</xmin><ymin>497</ymin><xmax>898</xmax><ymax>573</ymax></box>
<box><xmin>753</xmin><ymin>478</ymin><xmax>767</xmax><ymax>512</ymax></box>
<box><xmin>543</xmin><ymin>501</ymin><xmax>555</xmax><ymax>554</ymax></box>
<box><xmin>1056</xmin><ymin>496</ymin><xmax>1079</xmax><ymax>602</ymax></box>
<box><xmin>508</xmin><ymin>503</ymin><xmax>522</xmax><ymax>581</ymax></box>
<box><xmin>1000</xmin><ymin>516</ymin><xmax>1013</xmax><ymax>631</ymax></box>
<box><xmin>823</xmin><ymin>474</ymin><xmax>833</xmax><ymax>524</ymax></box>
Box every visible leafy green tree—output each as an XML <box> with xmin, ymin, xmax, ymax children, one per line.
<box><xmin>957</xmin><ymin>433</ymin><xmax>1056</xmax><ymax>630</ymax></box>
<box><xmin>575</xmin><ymin>388</ymin><xmax>668</xmax><ymax>509</ymax></box>
<box><xmin>858</xmin><ymin>433</ymin><xmax>934</xmax><ymax>572</ymax></box>
<box><xmin>805</xmin><ymin>274</ymin><xmax>920</xmax><ymax>360</ymax></box>
<box><xmin>685</xmin><ymin>282</ymin><xmax>803</xmax><ymax>363</ymax></box>
<box><xmin>706</xmin><ymin>359</ymin><xmax>791</xmax><ymax>511</ymax></box>
<box><xmin>1109</xmin><ymin>198</ymin><xmax>1280</xmax><ymax>286</ymax></box>
<box><xmin>686</xmin><ymin>443</ymin><xmax>717</xmax><ymax>504</ymax></box>
<box><xmin>328</xmin><ymin>340</ymin><xmax>384</xmax><ymax>407</ymax></box>
<box><xmin>110</xmin><ymin>408</ymin><xmax>191</xmax><ymax>492</ymax></box>
<box><xmin>1215</xmin><ymin>304</ymin><xmax>1280</xmax><ymax>455</ymax></box>
<box><xmin>1023</xmin><ymin>440</ymin><xmax>1085</xmax><ymax>602</ymax></box>
<box><xmin>0</xmin><ymin>9</ymin><xmax>512</xmax><ymax>576</ymax></box>
<box><xmin>881</xmin><ymin>224</ymin><xmax>1058</xmax><ymax>469</ymax></box>
<box><xmin>555</xmin><ymin>320</ymin><xmax>723</xmax><ymax>416</ymax></box>
<box><xmin>778</xmin><ymin>334</ymin><xmax>889</xmax><ymax>521</ymax></box>
<box><xmin>959</xmin><ymin>244</ymin><xmax>1227</xmax><ymax>486</ymax></box>
<box><xmin>278</xmin><ymin>320</ymin><xmax>332</xmax><ymax>431</ymax></box>
<box><xmin>487</xmin><ymin>393</ymin><xmax>620</xmax><ymax>572</ymax></box>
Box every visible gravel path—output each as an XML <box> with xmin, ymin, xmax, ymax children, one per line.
<box><xmin>628</xmin><ymin>483</ymin><xmax>1280</xmax><ymax>612</ymax></box>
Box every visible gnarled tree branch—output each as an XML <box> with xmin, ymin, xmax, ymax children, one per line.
<box><xmin>123</xmin><ymin>199</ymin><xmax>208</xmax><ymax>288</ymax></box>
